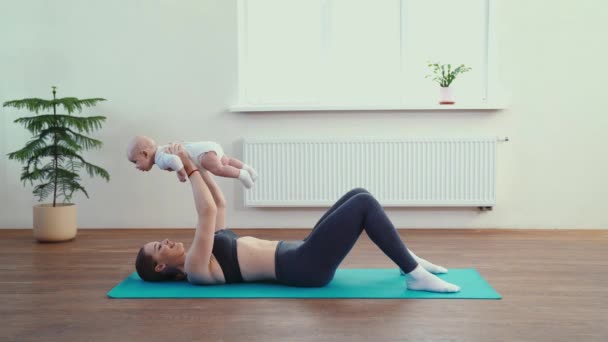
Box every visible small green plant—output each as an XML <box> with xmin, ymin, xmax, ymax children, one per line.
<box><xmin>3</xmin><ymin>86</ymin><xmax>110</xmax><ymax>206</ymax></box>
<box><xmin>426</xmin><ymin>62</ymin><xmax>472</xmax><ymax>87</ymax></box>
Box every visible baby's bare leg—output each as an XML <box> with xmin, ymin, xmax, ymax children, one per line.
<box><xmin>222</xmin><ymin>155</ymin><xmax>258</xmax><ymax>181</ymax></box>
<box><xmin>202</xmin><ymin>152</ymin><xmax>253</xmax><ymax>188</ymax></box>
<box><xmin>201</xmin><ymin>152</ymin><xmax>240</xmax><ymax>178</ymax></box>
<box><xmin>220</xmin><ymin>155</ymin><xmax>244</xmax><ymax>169</ymax></box>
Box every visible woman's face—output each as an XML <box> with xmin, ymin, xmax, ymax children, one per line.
<box><xmin>143</xmin><ymin>238</ymin><xmax>186</xmax><ymax>271</ymax></box>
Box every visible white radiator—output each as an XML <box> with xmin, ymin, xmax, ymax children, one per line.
<box><xmin>243</xmin><ymin>137</ymin><xmax>497</xmax><ymax>208</ymax></box>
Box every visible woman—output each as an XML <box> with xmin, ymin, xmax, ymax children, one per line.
<box><xmin>135</xmin><ymin>144</ymin><xmax>460</xmax><ymax>293</ymax></box>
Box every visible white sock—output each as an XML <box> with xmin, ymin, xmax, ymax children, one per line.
<box><xmin>404</xmin><ymin>265</ymin><xmax>460</xmax><ymax>293</ymax></box>
<box><xmin>407</xmin><ymin>249</ymin><xmax>448</xmax><ymax>274</ymax></box>
<box><xmin>243</xmin><ymin>164</ymin><xmax>258</xmax><ymax>181</ymax></box>
<box><xmin>238</xmin><ymin>169</ymin><xmax>254</xmax><ymax>189</ymax></box>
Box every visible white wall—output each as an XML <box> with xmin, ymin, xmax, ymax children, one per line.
<box><xmin>1</xmin><ymin>0</ymin><xmax>607</xmax><ymax>229</ymax></box>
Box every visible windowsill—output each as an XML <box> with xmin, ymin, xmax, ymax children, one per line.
<box><xmin>229</xmin><ymin>103</ymin><xmax>507</xmax><ymax>112</ymax></box>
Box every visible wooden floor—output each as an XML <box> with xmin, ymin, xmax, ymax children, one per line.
<box><xmin>1</xmin><ymin>229</ymin><xmax>607</xmax><ymax>342</ymax></box>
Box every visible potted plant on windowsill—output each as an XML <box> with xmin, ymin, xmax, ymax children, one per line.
<box><xmin>3</xmin><ymin>86</ymin><xmax>110</xmax><ymax>242</ymax></box>
<box><xmin>426</xmin><ymin>62</ymin><xmax>472</xmax><ymax>105</ymax></box>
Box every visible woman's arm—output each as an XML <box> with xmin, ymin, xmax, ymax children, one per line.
<box><xmin>166</xmin><ymin>144</ymin><xmax>218</xmax><ymax>282</ymax></box>
<box><xmin>166</xmin><ymin>142</ymin><xmax>226</xmax><ymax>230</ymax></box>
<box><xmin>200</xmin><ymin>169</ymin><xmax>226</xmax><ymax>231</ymax></box>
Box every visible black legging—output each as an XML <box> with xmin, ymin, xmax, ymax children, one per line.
<box><xmin>274</xmin><ymin>188</ymin><xmax>419</xmax><ymax>287</ymax></box>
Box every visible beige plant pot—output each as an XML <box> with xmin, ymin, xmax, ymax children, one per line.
<box><xmin>33</xmin><ymin>203</ymin><xmax>77</xmax><ymax>242</ymax></box>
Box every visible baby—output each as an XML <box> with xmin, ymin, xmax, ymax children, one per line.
<box><xmin>127</xmin><ymin>135</ymin><xmax>258</xmax><ymax>188</ymax></box>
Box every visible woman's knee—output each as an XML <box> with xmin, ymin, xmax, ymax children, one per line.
<box><xmin>334</xmin><ymin>188</ymin><xmax>370</xmax><ymax>206</ymax></box>
<box><xmin>351</xmin><ymin>192</ymin><xmax>380</xmax><ymax>209</ymax></box>
<box><xmin>346</xmin><ymin>187</ymin><xmax>369</xmax><ymax>196</ymax></box>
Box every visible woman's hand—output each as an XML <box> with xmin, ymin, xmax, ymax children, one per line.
<box><xmin>165</xmin><ymin>142</ymin><xmax>188</xmax><ymax>160</ymax></box>
<box><xmin>165</xmin><ymin>143</ymin><xmax>194</xmax><ymax>171</ymax></box>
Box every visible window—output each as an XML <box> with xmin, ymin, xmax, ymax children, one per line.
<box><xmin>235</xmin><ymin>0</ymin><xmax>498</xmax><ymax>110</ymax></box>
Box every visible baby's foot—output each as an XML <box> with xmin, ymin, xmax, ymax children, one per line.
<box><xmin>244</xmin><ymin>164</ymin><xmax>258</xmax><ymax>181</ymax></box>
<box><xmin>238</xmin><ymin>169</ymin><xmax>254</xmax><ymax>189</ymax></box>
<box><xmin>404</xmin><ymin>265</ymin><xmax>460</xmax><ymax>293</ymax></box>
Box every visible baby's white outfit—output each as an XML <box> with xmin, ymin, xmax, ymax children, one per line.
<box><xmin>155</xmin><ymin>141</ymin><xmax>224</xmax><ymax>171</ymax></box>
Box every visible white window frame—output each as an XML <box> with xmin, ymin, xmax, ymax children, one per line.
<box><xmin>232</xmin><ymin>0</ymin><xmax>505</xmax><ymax>112</ymax></box>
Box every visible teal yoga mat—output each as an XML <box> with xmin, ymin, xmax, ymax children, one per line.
<box><xmin>108</xmin><ymin>268</ymin><xmax>501</xmax><ymax>299</ymax></box>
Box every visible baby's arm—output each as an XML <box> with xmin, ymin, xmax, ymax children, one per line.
<box><xmin>176</xmin><ymin>168</ymin><xmax>187</xmax><ymax>182</ymax></box>
<box><xmin>158</xmin><ymin>149</ymin><xmax>186</xmax><ymax>182</ymax></box>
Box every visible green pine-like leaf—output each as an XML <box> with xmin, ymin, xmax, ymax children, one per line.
<box><xmin>7</xmin><ymin>138</ymin><xmax>48</xmax><ymax>162</ymax></box>
<box><xmin>14</xmin><ymin>115</ymin><xmax>106</xmax><ymax>134</ymax></box>
<box><xmin>53</xmin><ymin>97</ymin><xmax>106</xmax><ymax>114</ymax></box>
<box><xmin>82</xmin><ymin>161</ymin><xmax>110</xmax><ymax>181</ymax></box>
<box><xmin>65</xmin><ymin>129</ymin><xmax>103</xmax><ymax>149</ymax></box>
<box><xmin>13</xmin><ymin>115</ymin><xmax>59</xmax><ymax>134</ymax></box>
<box><xmin>20</xmin><ymin>164</ymin><xmax>52</xmax><ymax>184</ymax></box>
<box><xmin>23</xmin><ymin>145</ymin><xmax>77</xmax><ymax>174</ymax></box>
<box><xmin>6</xmin><ymin>87</ymin><xmax>109</xmax><ymax>204</ymax></box>
<box><xmin>24</xmin><ymin>146</ymin><xmax>110</xmax><ymax>182</ymax></box>
<box><xmin>3</xmin><ymin>98</ymin><xmax>55</xmax><ymax>113</ymax></box>
<box><xmin>50</xmin><ymin>166</ymin><xmax>81</xmax><ymax>182</ymax></box>
<box><xmin>3</xmin><ymin>97</ymin><xmax>106</xmax><ymax>115</ymax></box>
<box><xmin>32</xmin><ymin>182</ymin><xmax>54</xmax><ymax>202</ymax></box>
<box><xmin>36</xmin><ymin>127</ymin><xmax>80</xmax><ymax>151</ymax></box>
<box><xmin>30</xmin><ymin>144</ymin><xmax>79</xmax><ymax>161</ymax></box>
<box><xmin>61</xmin><ymin>178</ymin><xmax>89</xmax><ymax>200</ymax></box>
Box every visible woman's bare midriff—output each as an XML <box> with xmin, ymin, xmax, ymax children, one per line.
<box><xmin>236</xmin><ymin>236</ymin><xmax>280</xmax><ymax>282</ymax></box>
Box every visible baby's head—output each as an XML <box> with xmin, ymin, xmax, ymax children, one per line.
<box><xmin>127</xmin><ymin>135</ymin><xmax>157</xmax><ymax>172</ymax></box>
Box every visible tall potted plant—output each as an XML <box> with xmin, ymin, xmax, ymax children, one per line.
<box><xmin>426</xmin><ymin>62</ymin><xmax>472</xmax><ymax>104</ymax></box>
<box><xmin>3</xmin><ymin>86</ymin><xmax>110</xmax><ymax>242</ymax></box>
